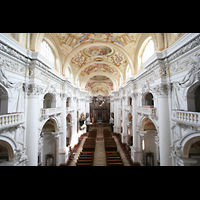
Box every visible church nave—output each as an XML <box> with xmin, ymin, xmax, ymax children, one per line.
<box><xmin>66</xmin><ymin>124</ymin><xmax>138</xmax><ymax>166</ymax></box>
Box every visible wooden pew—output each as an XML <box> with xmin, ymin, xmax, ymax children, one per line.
<box><xmin>107</xmin><ymin>162</ymin><xmax>123</xmax><ymax>166</ymax></box>
<box><xmin>76</xmin><ymin>162</ymin><xmax>92</xmax><ymax>166</ymax></box>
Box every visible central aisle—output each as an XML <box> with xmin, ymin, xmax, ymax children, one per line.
<box><xmin>93</xmin><ymin>125</ymin><xmax>107</xmax><ymax>166</ymax></box>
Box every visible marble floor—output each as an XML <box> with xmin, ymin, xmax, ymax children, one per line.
<box><xmin>69</xmin><ymin>124</ymin><xmax>131</xmax><ymax>166</ymax></box>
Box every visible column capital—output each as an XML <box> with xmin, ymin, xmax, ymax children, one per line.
<box><xmin>153</xmin><ymin>83</ymin><xmax>172</xmax><ymax>97</ymax></box>
<box><xmin>23</xmin><ymin>83</ymin><xmax>43</xmax><ymax>96</ymax></box>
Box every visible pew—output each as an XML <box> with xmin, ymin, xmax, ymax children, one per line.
<box><xmin>76</xmin><ymin>130</ymin><xmax>97</xmax><ymax>166</ymax></box>
<box><xmin>107</xmin><ymin>162</ymin><xmax>123</xmax><ymax>166</ymax></box>
<box><xmin>76</xmin><ymin>163</ymin><xmax>92</xmax><ymax>166</ymax></box>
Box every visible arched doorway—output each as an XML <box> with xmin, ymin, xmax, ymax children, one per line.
<box><xmin>40</xmin><ymin>118</ymin><xmax>58</xmax><ymax>166</ymax></box>
<box><xmin>43</xmin><ymin>93</ymin><xmax>56</xmax><ymax>108</ymax></box>
<box><xmin>140</xmin><ymin>118</ymin><xmax>159</xmax><ymax>166</ymax></box>
<box><xmin>66</xmin><ymin>114</ymin><xmax>72</xmax><ymax>147</ymax></box>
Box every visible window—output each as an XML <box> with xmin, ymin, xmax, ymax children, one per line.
<box><xmin>142</xmin><ymin>40</ymin><xmax>154</xmax><ymax>63</ymax></box>
<box><xmin>41</xmin><ymin>40</ymin><xmax>55</xmax><ymax>64</ymax></box>
<box><xmin>138</xmin><ymin>37</ymin><xmax>155</xmax><ymax>71</ymax></box>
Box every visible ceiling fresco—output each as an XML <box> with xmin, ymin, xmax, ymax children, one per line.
<box><xmin>54</xmin><ymin>33</ymin><xmax>140</xmax><ymax>96</ymax></box>
<box><xmin>85</xmin><ymin>75</ymin><xmax>114</xmax><ymax>96</ymax></box>
<box><xmin>83</xmin><ymin>46</ymin><xmax>113</xmax><ymax>57</ymax></box>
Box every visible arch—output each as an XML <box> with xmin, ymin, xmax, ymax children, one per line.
<box><xmin>40</xmin><ymin>117</ymin><xmax>59</xmax><ymax>134</ymax></box>
<box><xmin>40</xmin><ymin>40</ymin><xmax>55</xmax><ymax>64</ymax></box>
<box><xmin>134</xmin><ymin>33</ymin><xmax>164</xmax><ymax>73</ymax></box>
<box><xmin>80</xmin><ymin>71</ymin><xmax>118</xmax><ymax>90</ymax></box>
<box><xmin>62</xmin><ymin>42</ymin><xmax>134</xmax><ymax>78</ymax></box>
<box><xmin>127</xmin><ymin>112</ymin><xmax>132</xmax><ymax>122</ymax></box>
<box><xmin>139</xmin><ymin>117</ymin><xmax>159</xmax><ymax>166</ymax></box>
<box><xmin>41</xmin><ymin>34</ymin><xmax>62</xmax><ymax>73</ymax></box>
<box><xmin>141</xmin><ymin>90</ymin><xmax>155</xmax><ymax>106</ymax></box>
<box><xmin>43</xmin><ymin>93</ymin><xmax>56</xmax><ymax>108</ymax></box>
<box><xmin>137</xmin><ymin>36</ymin><xmax>154</xmax><ymax>71</ymax></box>
<box><xmin>88</xmin><ymin>83</ymin><xmax>111</xmax><ymax>96</ymax></box>
<box><xmin>140</xmin><ymin>116</ymin><xmax>158</xmax><ymax>132</ymax></box>
<box><xmin>142</xmin><ymin>92</ymin><xmax>154</xmax><ymax>106</ymax></box>
<box><xmin>66</xmin><ymin>113</ymin><xmax>72</xmax><ymax>123</ymax></box>
<box><xmin>0</xmin><ymin>135</ymin><xmax>17</xmax><ymax>161</ymax></box>
<box><xmin>180</xmin><ymin>132</ymin><xmax>200</xmax><ymax>158</ymax></box>
<box><xmin>30</xmin><ymin>33</ymin><xmax>45</xmax><ymax>52</ymax></box>
<box><xmin>30</xmin><ymin>33</ymin><xmax>62</xmax><ymax>73</ymax></box>
<box><xmin>75</xmin><ymin>61</ymin><xmax>123</xmax><ymax>84</ymax></box>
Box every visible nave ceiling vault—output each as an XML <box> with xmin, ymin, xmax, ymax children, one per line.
<box><xmin>11</xmin><ymin>33</ymin><xmax>184</xmax><ymax>96</ymax></box>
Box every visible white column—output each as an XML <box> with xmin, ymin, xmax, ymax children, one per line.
<box><xmin>71</xmin><ymin>96</ymin><xmax>78</xmax><ymax>146</ymax></box>
<box><xmin>25</xmin><ymin>83</ymin><xmax>40</xmax><ymax>166</ymax></box>
<box><xmin>59</xmin><ymin>93</ymin><xmax>67</xmax><ymax>163</ymax></box>
<box><xmin>122</xmin><ymin>96</ymin><xmax>128</xmax><ymax>143</ymax></box>
<box><xmin>117</xmin><ymin>98</ymin><xmax>122</xmax><ymax>134</ymax></box>
<box><xmin>52</xmin><ymin>133</ymin><xmax>59</xmax><ymax>166</ymax></box>
<box><xmin>113</xmin><ymin>98</ymin><xmax>118</xmax><ymax>133</ymax></box>
<box><xmin>131</xmin><ymin>92</ymin><xmax>140</xmax><ymax>162</ymax></box>
<box><xmin>156</xmin><ymin>83</ymin><xmax>172</xmax><ymax>166</ymax></box>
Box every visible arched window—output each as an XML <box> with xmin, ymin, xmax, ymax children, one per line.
<box><xmin>138</xmin><ymin>37</ymin><xmax>155</xmax><ymax>71</ymax></box>
<box><xmin>40</xmin><ymin>40</ymin><xmax>55</xmax><ymax>64</ymax></box>
<box><xmin>142</xmin><ymin>40</ymin><xmax>154</xmax><ymax>63</ymax></box>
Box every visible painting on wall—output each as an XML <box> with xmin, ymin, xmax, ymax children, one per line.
<box><xmin>84</xmin><ymin>46</ymin><xmax>113</xmax><ymax>56</ymax></box>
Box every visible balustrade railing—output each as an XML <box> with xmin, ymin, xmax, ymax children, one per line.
<box><xmin>137</xmin><ymin>106</ymin><xmax>156</xmax><ymax>116</ymax></box>
<box><xmin>172</xmin><ymin>110</ymin><xmax>200</xmax><ymax>126</ymax></box>
<box><xmin>0</xmin><ymin>113</ymin><xmax>24</xmax><ymax>129</ymax></box>
<box><xmin>41</xmin><ymin>107</ymin><xmax>62</xmax><ymax>116</ymax></box>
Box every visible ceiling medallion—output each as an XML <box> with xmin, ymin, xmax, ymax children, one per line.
<box><xmin>83</xmin><ymin>46</ymin><xmax>113</xmax><ymax>57</ymax></box>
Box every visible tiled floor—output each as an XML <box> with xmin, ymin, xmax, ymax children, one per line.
<box><xmin>69</xmin><ymin>124</ymin><xmax>131</xmax><ymax>166</ymax></box>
